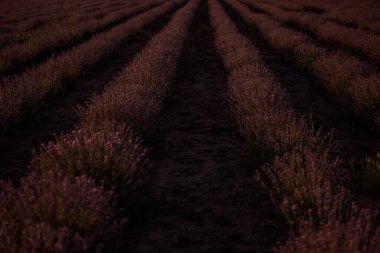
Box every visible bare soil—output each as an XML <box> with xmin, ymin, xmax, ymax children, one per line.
<box><xmin>0</xmin><ymin>12</ymin><xmax>174</xmax><ymax>182</ymax></box>
<box><xmin>125</xmin><ymin>2</ymin><xmax>284</xmax><ymax>252</ymax></box>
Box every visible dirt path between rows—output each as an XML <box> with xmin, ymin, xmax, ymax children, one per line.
<box><xmin>0</xmin><ymin>11</ymin><xmax>175</xmax><ymax>182</ymax></box>
<box><xmin>223</xmin><ymin>2</ymin><xmax>380</xmax><ymax>164</ymax></box>
<box><xmin>125</xmin><ymin>2</ymin><xmax>283</xmax><ymax>253</ymax></box>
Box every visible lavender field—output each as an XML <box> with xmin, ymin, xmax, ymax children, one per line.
<box><xmin>0</xmin><ymin>0</ymin><xmax>380</xmax><ymax>252</ymax></box>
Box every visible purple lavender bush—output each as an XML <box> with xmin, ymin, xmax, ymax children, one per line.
<box><xmin>31</xmin><ymin>122</ymin><xmax>149</xmax><ymax>191</ymax></box>
<box><xmin>276</xmin><ymin>208</ymin><xmax>380</xmax><ymax>253</ymax></box>
<box><xmin>0</xmin><ymin>170</ymin><xmax>123</xmax><ymax>252</ymax></box>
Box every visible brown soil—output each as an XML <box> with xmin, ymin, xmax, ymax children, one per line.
<box><xmin>0</xmin><ymin>12</ymin><xmax>174</xmax><ymax>182</ymax></box>
<box><xmin>125</xmin><ymin>2</ymin><xmax>284</xmax><ymax>253</ymax></box>
<box><xmin>278</xmin><ymin>5</ymin><xmax>326</xmax><ymax>14</ymax></box>
<box><xmin>223</xmin><ymin>2</ymin><xmax>380</xmax><ymax>164</ymax></box>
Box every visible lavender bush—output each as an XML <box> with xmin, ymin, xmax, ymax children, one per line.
<box><xmin>31</xmin><ymin>122</ymin><xmax>149</xmax><ymax>191</ymax></box>
<box><xmin>0</xmin><ymin>170</ymin><xmax>122</xmax><ymax>253</ymax></box>
<box><xmin>276</xmin><ymin>209</ymin><xmax>380</xmax><ymax>253</ymax></box>
<box><xmin>261</xmin><ymin>150</ymin><xmax>351</xmax><ymax>229</ymax></box>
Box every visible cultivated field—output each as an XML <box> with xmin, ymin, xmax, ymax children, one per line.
<box><xmin>0</xmin><ymin>0</ymin><xmax>380</xmax><ymax>252</ymax></box>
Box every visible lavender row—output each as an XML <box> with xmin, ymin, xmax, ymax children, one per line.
<box><xmin>270</xmin><ymin>0</ymin><xmax>380</xmax><ymax>34</ymax></box>
<box><xmin>228</xmin><ymin>0</ymin><xmax>380</xmax><ymax>131</ymax></box>
<box><xmin>0</xmin><ymin>0</ymin><xmax>163</xmax><ymax>75</ymax></box>
<box><xmin>244</xmin><ymin>0</ymin><xmax>380</xmax><ymax>65</ymax></box>
<box><xmin>0</xmin><ymin>0</ymin><xmax>136</xmax><ymax>49</ymax></box>
<box><xmin>0</xmin><ymin>0</ymin><xmax>200</xmax><ymax>251</ymax></box>
<box><xmin>0</xmin><ymin>0</ymin><xmax>107</xmax><ymax>47</ymax></box>
<box><xmin>0</xmin><ymin>0</ymin><xmax>105</xmax><ymax>26</ymax></box>
<box><xmin>0</xmin><ymin>0</ymin><xmax>181</xmax><ymax>136</ymax></box>
<box><xmin>0</xmin><ymin>0</ymin><xmax>135</xmax><ymax>48</ymax></box>
<box><xmin>209</xmin><ymin>0</ymin><xmax>380</xmax><ymax>252</ymax></box>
